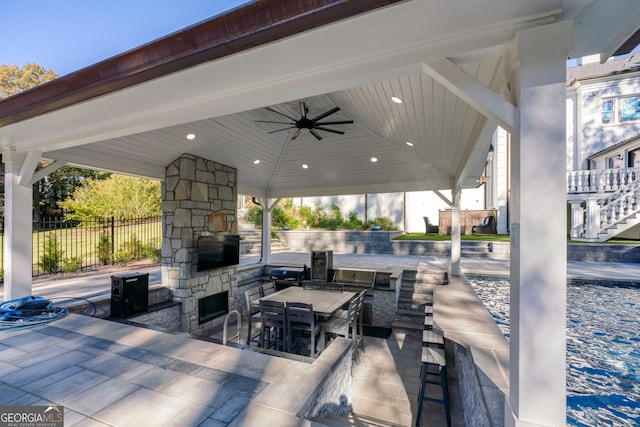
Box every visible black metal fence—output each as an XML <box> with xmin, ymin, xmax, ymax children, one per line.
<box><xmin>0</xmin><ymin>216</ymin><xmax>162</xmax><ymax>277</ymax></box>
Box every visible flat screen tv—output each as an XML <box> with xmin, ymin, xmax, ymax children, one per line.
<box><xmin>197</xmin><ymin>235</ymin><xmax>240</xmax><ymax>271</ymax></box>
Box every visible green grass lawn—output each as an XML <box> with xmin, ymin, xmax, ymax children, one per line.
<box><xmin>395</xmin><ymin>232</ymin><xmax>640</xmax><ymax>244</ymax></box>
<box><xmin>394</xmin><ymin>233</ymin><xmax>511</xmax><ymax>242</ymax></box>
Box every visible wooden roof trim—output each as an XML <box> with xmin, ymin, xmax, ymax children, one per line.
<box><xmin>0</xmin><ymin>0</ymin><xmax>403</xmax><ymax>127</ymax></box>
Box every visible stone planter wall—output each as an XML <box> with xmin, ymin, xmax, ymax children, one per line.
<box><xmin>162</xmin><ymin>154</ymin><xmax>238</xmax><ymax>335</ymax></box>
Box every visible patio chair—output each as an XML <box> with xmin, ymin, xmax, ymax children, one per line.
<box><xmin>324</xmin><ymin>295</ymin><xmax>360</xmax><ymax>363</ymax></box>
<box><xmin>259</xmin><ymin>299</ymin><xmax>288</xmax><ymax>351</ymax></box>
<box><xmin>334</xmin><ymin>291</ymin><xmax>366</xmax><ymax>353</ymax></box>
<box><xmin>423</xmin><ymin>216</ymin><xmax>439</xmax><ymax>234</ymax></box>
<box><xmin>302</xmin><ymin>281</ymin><xmax>324</xmax><ymax>290</ymax></box>
<box><xmin>472</xmin><ymin>215</ymin><xmax>495</xmax><ymax>235</ymax></box>
<box><xmin>286</xmin><ymin>302</ymin><xmax>323</xmax><ymax>357</ymax></box>
<box><xmin>323</xmin><ymin>282</ymin><xmax>344</xmax><ymax>291</ymax></box>
<box><xmin>260</xmin><ymin>281</ymin><xmax>277</xmax><ymax>296</ymax></box>
<box><xmin>244</xmin><ymin>287</ymin><xmax>262</xmax><ymax>346</ymax></box>
<box><xmin>354</xmin><ymin>290</ymin><xmax>366</xmax><ymax>353</ymax></box>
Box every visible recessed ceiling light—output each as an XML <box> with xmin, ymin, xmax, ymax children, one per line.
<box><xmin>186</xmin><ymin>133</ymin><xmax>196</xmax><ymax>140</ymax></box>
<box><xmin>302</xmin><ymin>164</ymin><xmax>309</xmax><ymax>169</ymax></box>
<box><xmin>391</xmin><ymin>96</ymin><xmax>402</xmax><ymax>104</ymax></box>
<box><xmin>406</xmin><ymin>141</ymin><xmax>414</xmax><ymax>147</ymax></box>
<box><xmin>370</xmin><ymin>157</ymin><xmax>378</xmax><ymax>163</ymax></box>
<box><xmin>253</xmin><ymin>159</ymin><xmax>260</xmax><ymax>165</ymax></box>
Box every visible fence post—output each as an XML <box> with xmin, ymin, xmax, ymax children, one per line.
<box><xmin>111</xmin><ymin>216</ymin><xmax>115</xmax><ymax>265</ymax></box>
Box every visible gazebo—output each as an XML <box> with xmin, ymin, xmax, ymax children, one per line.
<box><xmin>1</xmin><ymin>1</ymin><xmax>639</xmax><ymax>425</ymax></box>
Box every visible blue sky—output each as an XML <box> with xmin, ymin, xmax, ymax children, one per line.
<box><xmin>2</xmin><ymin>0</ymin><xmax>249</xmax><ymax>77</ymax></box>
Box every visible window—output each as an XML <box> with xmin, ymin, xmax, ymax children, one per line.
<box><xmin>602</xmin><ymin>98</ymin><xmax>614</xmax><ymax>124</ymax></box>
<box><xmin>607</xmin><ymin>154</ymin><xmax>624</xmax><ymax>169</ymax></box>
<box><xmin>620</xmin><ymin>96</ymin><xmax>640</xmax><ymax>122</ymax></box>
<box><xmin>601</xmin><ymin>95</ymin><xmax>640</xmax><ymax>124</ymax></box>
<box><xmin>629</xmin><ymin>148</ymin><xmax>640</xmax><ymax>168</ymax></box>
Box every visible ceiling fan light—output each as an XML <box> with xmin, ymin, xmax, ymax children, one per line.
<box><xmin>391</xmin><ymin>96</ymin><xmax>402</xmax><ymax>104</ymax></box>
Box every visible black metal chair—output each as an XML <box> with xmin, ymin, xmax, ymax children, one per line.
<box><xmin>244</xmin><ymin>287</ymin><xmax>262</xmax><ymax>346</ymax></box>
<box><xmin>259</xmin><ymin>299</ymin><xmax>288</xmax><ymax>351</ymax></box>
<box><xmin>286</xmin><ymin>302</ymin><xmax>324</xmax><ymax>357</ymax></box>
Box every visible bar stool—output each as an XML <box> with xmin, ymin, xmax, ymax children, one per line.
<box><xmin>422</xmin><ymin>329</ymin><xmax>444</xmax><ymax>349</ymax></box>
<box><xmin>415</xmin><ymin>346</ymin><xmax>451</xmax><ymax>427</ymax></box>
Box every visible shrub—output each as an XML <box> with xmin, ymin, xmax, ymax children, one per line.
<box><xmin>368</xmin><ymin>216</ymin><xmax>399</xmax><ymax>231</ymax></box>
<box><xmin>39</xmin><ymin>235</ymin><xmax>64</xmax><ymax>274</ymax></box>
<box><xmin>114</xmin><ymin>236</ymin><xmax>145</xmax><ymax>264</ymax></box>
<box><xmin>114</xmin><ymin>236</ymin><xmax>160</xmax><ymax>264</ymax></box>
<box><xmin>344</xmin><ymin>211</ymin><xmax>366</xmax><ymax>230</ymax></box>
<box><xmin>97</xmin><ymin>231</ymin><xmax>111</xmax><ymax>265</ymax></box>
<box><xmin>245</xmin><ymin>204</ymin><xmax>262</xmax><ymax>228</ymax></box>
<box><xmin>62</xmin><ymin>257</ymin><xmax>84</xmax><ymax>273</ymax></box>
<box><xmin>38</xmin><ymin>234</ymin><xmax>64</xmax><ymax>274</ymax></box>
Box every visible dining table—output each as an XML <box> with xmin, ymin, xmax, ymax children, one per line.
<box><xmin>257</xmin><ymin>286</ymin><xmax>356</xmax><ymax>354</ymax></box>
<box><xmin>257</xmin><ymin>286</ymin><xmax>356</xmax><ymax>318</ymax></box>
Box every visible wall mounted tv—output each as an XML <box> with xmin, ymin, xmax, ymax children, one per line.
<box><xmin>197</xmin><ymin>234</ymin><xmax>240</xmax><ymax>271</ymax></box>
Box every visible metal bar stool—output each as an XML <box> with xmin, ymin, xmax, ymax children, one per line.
<box><xmin>415</xmin><ymin>346</ymin><xmax>451</xmax><ymax>427</ymax></box>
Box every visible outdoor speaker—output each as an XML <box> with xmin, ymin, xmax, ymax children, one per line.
<box><xmin>110</xmin><ymin>272</ymin><xmax>149</xmax><ymax>317</ymax></box>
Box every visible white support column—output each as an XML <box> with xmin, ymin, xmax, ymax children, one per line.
<box><xmin>450</xmin><ymin>185</ymin><xmax>461</xmax><ymax>276</ymax></box>
<box><xmin>3</xmin><ymin>151</ymin><xmax>34</xmax><ymax>300</ymax></box>
<box><xmin>507</xmin><ymin>21</ymin><xmax>571</xmax><ymax>427</ymax></box>
<box><xmin>258</xmin><ymin>198</ymin><xmax>280</xmax><ymax>264</ymax></box>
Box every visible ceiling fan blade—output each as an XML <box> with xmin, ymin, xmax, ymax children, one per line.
<box><xmin>314</xmin><ymin>126</ymin><xmax>345</xmax><ymax>135</ymax></box>
<box><xmin>255</xmin><ymin>120</ymin><xmax>295</xmax><ymax>125</ymax></box>
<box><xmin>267</xmin><ymin>126</ymin><xmax>296</xmax><ymax>134</ymax></box>
<box><xmin>292</xmin><ymin>129</ymin><xmax>303</xmax><ymax>140</ymax></box>
<box><xmin>315</xmin><ymin>120</ymin><xmax>354</xmax><ymax>125</ymax></box>
<box><xmin>310</xmin><ymin>106</ymin><xmax>340</xmax><ymax>123</ymax></box>
<box><xmin>309</xmin><ymin>129</ymin><xmax>323</xmax><ymax>140</ymax></box>
<box><xmin>265</xmin><ymin>106</ymin><xmax>297</xmax><ymax>121</ymax></box>
<box><xmin>299</xmin><ymin>102</ymin><xmax>308</xmax><ymax>119</ymax></box>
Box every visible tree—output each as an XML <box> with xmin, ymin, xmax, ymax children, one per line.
<box><xmin>60</xmin><ymin>174</ymin><xmax>161</xmax><ymax>221</ymax></box>
<box><xmin>1</xmin><ymin>63</ymin><xmax>60</xmax><ymax>223</ymax></box>
<box><xmin>35</xmin><ymin>165</ymin><xmax>111</xmax><ymax>220</ymax></box>
<box><xmin>0</xmin><ymin>65</ymin><xmax>112</xmax><ymax>224</ymax></box>
<box><xmin>0</xmin><ymin>63</ymin><xmax>58</xmax><ymax>98</ymax></box>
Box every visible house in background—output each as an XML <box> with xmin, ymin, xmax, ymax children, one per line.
<box><xmin>567</xmin><ymin>53</ymin><xmax>640</xmax><ymax>241</ymax></box>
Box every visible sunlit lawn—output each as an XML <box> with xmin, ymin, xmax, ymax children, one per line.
<box><xmin>0</xmin><ymin>220</ymin><xmax>162</xmax><ymax>273</ymax></box>
<box><xmin>396</xmin><ymin>232</ymin><xmax>640</xmax><ymax>244</ymax></box>
<box><xmin>395</xmin><ymin>233</ymin><xmax>511</xmax><ymax>242</ymax></box>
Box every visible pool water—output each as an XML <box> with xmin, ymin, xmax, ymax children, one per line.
<box><xmin>469</xmin><ymin>278</ymin><xmax>640</xmax><ymax>427</ymax></box>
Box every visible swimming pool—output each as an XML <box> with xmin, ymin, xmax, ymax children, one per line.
<box><xmin>468</xmin><ymin>278</ymin><xmax>640</xmax><ymax>427</ymax></box>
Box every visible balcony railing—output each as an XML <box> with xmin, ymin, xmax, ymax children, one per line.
<box><xmin>567</xmin><ymin>167</ymin><xmax>640</xmax><ymax>194</ymax></box>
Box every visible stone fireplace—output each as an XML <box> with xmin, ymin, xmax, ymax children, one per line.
<box><xmin>161</xmin><ymin>153</ymin><xmax>238</xmax><ymax>334</ymax></box>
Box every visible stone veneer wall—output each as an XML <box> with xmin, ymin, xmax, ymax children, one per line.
<box><xmin>162</xmin><ymin>154</ymin><xmax>237</xmax><ymax>335</ymax></box>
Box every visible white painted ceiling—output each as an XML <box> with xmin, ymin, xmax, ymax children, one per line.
<box><xmin>2</xmin><ymin>0</ymin><xmax>640</xmax><ymax>198</ymax></box>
